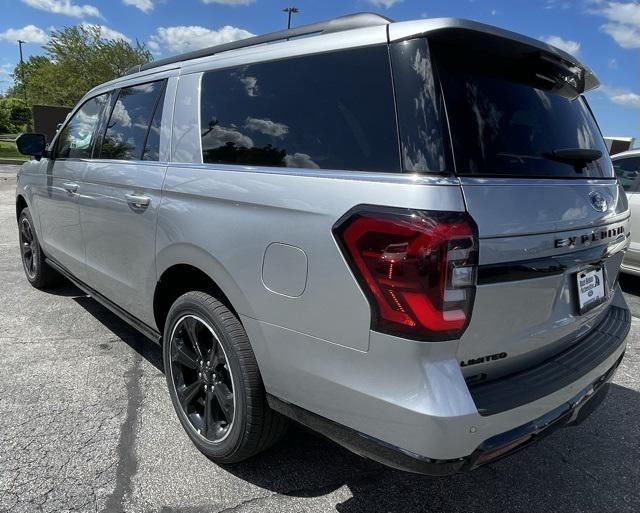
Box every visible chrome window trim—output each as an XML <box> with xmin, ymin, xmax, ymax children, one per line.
<box><xmin>164</xmin><ymin>162</ymin><xmax>460</xmax><ymax>185</ymax></box>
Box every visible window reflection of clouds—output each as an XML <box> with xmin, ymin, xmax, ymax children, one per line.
<box><xmin>465</xmin><ymin>81</ymin><xmax>502</xmax><ymax>161</ymax></box>
<box><xmin>244</xmin><ymin>117</ymin><xmax>289</xmax><ymax>138</ymax></box>
<box><xmin>535</xmin><ymin>89</ymin><xmax>553</xmax><ymax>111</ymax></box>
<box><xmin>202</xmin><ymin>124</ymin><xmax>254</xmax><ymax>149</ymax></box>
<box><xmin>392</xmin><ymin>40</ymin><xmax>449</xmax><ymax>173</ymax></box>
<box><xmin>110</xmin><ymin>100</ymin><xmax>132</xmax><ymax>128</ymax></box>
<box><xmin>284</xmin><ymin>152</ymin><xmax>319</xmax><ymax>169</ymax></box>
<box><xmin>59</xmin><ymin>94</ymin><xmax>107</xmax><ymax>157</ymax></box>
<box><xmin>201</xmin><ymin>45</ymin><xmax>399</xmax><ymax>172</ymax></box>
<box><xmin>240</xmin><ymin>76</ymin><xmax>259</xmax><ymax>97</ymax></box>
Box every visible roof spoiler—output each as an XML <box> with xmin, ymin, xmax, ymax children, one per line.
<box><xmin>388</xmin><ymin>18</ymin><xmax>599</xmax><ymax>93</ymax></box>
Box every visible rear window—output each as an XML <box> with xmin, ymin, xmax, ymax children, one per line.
<box><xmin>431</xmin><ymin>41</ymin><xmax>612</xmax><ymax>179</ymax></box>
<box><xmin>200</xmin><ymin>46</ymin><xmax>400</xmax><ymax>172</ymax></box>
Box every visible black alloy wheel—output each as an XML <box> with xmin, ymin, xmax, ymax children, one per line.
<box><xmin>19</xmin><ymin>215</ymin><xmax>37</xmax><ymax>280</ymax></box>
<box><xmin>169</xmin><ymin>314</ymin><xmax>235</xmax><ymax>443</ymax></box>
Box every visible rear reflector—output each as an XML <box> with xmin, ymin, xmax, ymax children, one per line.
<box><xmin>333</xmin><ymin>206</ymin><xmax>478</xmax><ymax>341</ymax></box>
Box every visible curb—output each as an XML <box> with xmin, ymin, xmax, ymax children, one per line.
<box><xmin>0</xmin><ymin>159</ymin><xmax>26</xmax><ymax>165</ymax></box>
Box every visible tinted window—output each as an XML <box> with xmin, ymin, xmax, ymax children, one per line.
<box><xmin>200</xmin><ymin>46</ymin><xmax>399</xmax><ymax>172</ymax></box>
<box><xmin>142</xmin><ymin>85</ymin><xmax>166</xmax><ymax>161</ymax></box>
<box><xmin>614</xmin><ymin>157</ymin><xmax>640</xmax><ymax>191</ymax></box>
<box><xmin>101</xmin><ymin>80</ymin><xmax>165</xmax><ymax>161</ymax></box>
<box><xmin>55</xmin><ymin>94</ymin><xmax>109</xmax><ymax>159</ymax></box>
<box><xmin>432</xmin><ymin>41</ymin><xmax>612</xmax><ymax>178</ymax></box>
<box><xmin>390</xmin><ymin>39</ymin><xmax>451</xmax><ymax>173</ymax></box>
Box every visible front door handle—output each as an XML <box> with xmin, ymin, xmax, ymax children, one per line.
<box><xmin>125</xmin><ymin>193</ymin><xmax>151</xmax><ymax>209</ymax></box>
<box><xmin>62</xmin><ymin>182</ymin><xmax>78</xmax><ymax>194</ymax></box>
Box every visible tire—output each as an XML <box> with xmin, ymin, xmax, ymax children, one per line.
<box><xmin>163</xmin><ymin>291</ymin><xmax>287</xmax><ymax>463</ymax></box>
<box><xmin>18</xmin><ymin>207</ymin><xmax>61</xmax><ymax>289</ymax></box>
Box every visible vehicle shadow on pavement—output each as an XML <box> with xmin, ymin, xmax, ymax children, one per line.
<box><xmin>43</xmin><ymin>284</ymin><xmax>640</xmax><ymax>513</ymax></box>
<box><xmin>222</xmin><ymin>384</ymin><xmax>640</xmax><ymax>513</ymax></box>
<box><xmin>42</xmin><ymin>280</ymin><xmax>165</xmax><ymax>372</ymax></box>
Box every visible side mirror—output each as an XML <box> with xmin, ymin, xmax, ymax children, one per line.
<box><xmin>15</xmin><ymin>133</ymin><xmax>47</xmax><ymax>161</ymax></box>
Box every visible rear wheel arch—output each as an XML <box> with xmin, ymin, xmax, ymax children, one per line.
<box><xmin>16</xmin><ymin>194</ymin><xmax>28</xmax><ymax>220</ymax></box>
<box><xmin>154</xmin><ymin>263</ymin><xmax>241</xmax><ymax>336</ymax></box>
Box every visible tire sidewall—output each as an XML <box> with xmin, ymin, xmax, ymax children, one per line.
<box><xmin>18</xmin><ymin>208</ymin><xmax>41</xmax><ymax>284</ymax></box>
<box><xmin>163</xmin><ymin>293</ymin><xmax>248</xmax><ymax>459</ymax></box>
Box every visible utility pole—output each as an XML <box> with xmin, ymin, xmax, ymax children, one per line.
<box><xmin>282</xmin><ymin>7</ymin><xmax>299</xmax><ymax>29</ymax></box>
<box><xmin>17</xmin><ymin>39</ymin><xmax>27</xmax><ymax>103</ymax></box>
<box><xmin>18</xmin><ymin>40</ymin><xmax>25</xmax><ymax>64</ymax></box>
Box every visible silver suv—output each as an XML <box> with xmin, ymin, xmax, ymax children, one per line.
<box><xmin>14</xmin><ymin>13</ymin><xmax>631</xmax><ymax>475</ymax></box>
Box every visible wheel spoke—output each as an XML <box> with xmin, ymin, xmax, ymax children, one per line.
<box><xmin>204</xmin><ymin>388</ymin><xmax>214</xmax><ymax>437</ymax></box>
<box><xmin>213</xmin><ymin>382</ymin><xmax>234</xmax><ymax>422</ymax></box>
<box><xmin>183</xmin><ymin>317</ymin><xmax>204</xmax><ymax>360</ymax></box>
<box><xmin>208</xmin><ymin>340</ymin><xmax>224</xmax><ymax>368</ymax></box>
<box><xmin>20</xmin><ymin>221</ymin><xmax>31</xmax><ymax>243</ymax></box>
<box><xmin>178</xmin><ymin>380</ymin><xmax>201</xmax><ymax>409</ymax></box>
<box><xmin>171</xmin><ymin>340</ymin><xmax>198</xmax><ymax>369</ymax></box>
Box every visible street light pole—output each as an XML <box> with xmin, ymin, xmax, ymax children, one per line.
<box><xmin>17</xmin><ymin>40</ymin><xmax>27</xmax><ymax>102</ymax></box>
<box><xmin>17</xmin><ymin>40</ymin><xmax>25</xmax><ymax>64</ymax></box>
<box><xmin>282</xmin><ymin>7</ymin><xmax>299</xmax><ymax>30</ymax></box>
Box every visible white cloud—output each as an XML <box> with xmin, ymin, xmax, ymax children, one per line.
<box><xmin>0</xmin><ymin>25</ymin><xmax>49</xmax><ymax>44</ymax></box>
<box><xmin>148</xmin><ymin>25</ymin><xmax>254</xmax><ymax>54</ymax></box>
<box><xmin>491</xmin><ymin>9</ymin><xmax>498</xmax><ymax>15</ymax></box>
<box><xmin>122</xmin><ymin>0</ymin><xmax>153</xmax><ymax>13</ymax></box>
<box><xmin>539</xmin><ymin>35</ymin><xmax>581</xmax><ymax>56</ymax></box>
<box><xmin>590</xmin><ymin>1</ymin><xmax>640</xmax><ymax>48</ymax></box>
<box><xmin>0</xmin><ymin>63</ymin><xmax>13</xmax><ymax>76</ymax></box>
<box><xmin>608</xmin><ymin>57</ymin><xmax>618</xmax><ymax>69</ymax></box>
<box><xmin>80</xmin><ymin>23</ymin><xmax>131</xmax><ymax>43</ymax></box>
<box><xmin>545</xmin><ymin>0</ymin><xmax>571</xmax><ymax>9</ymax></box>
<box><xmin>599</xmin><ymin>85</ymin><xmax>640</xmax><ymax>109</ymax></box>
<box><xmin>364</xmin><ymin>0</ymin><xmax>403</xmax><ymax>8</ymax></box>
<box><xmin>201</xmin><ymin>0</ymin><xmax>255</xmax><ymax>4</ymax></box>
<box><xmin>602</xmin><ymin>22</ymin><xmax>640</xmax><ymax>48</ymax></box>
<box><xmin>21</xmin><ymin>0</ymin><xmax>102</xmax><ymax>19</ymax></box>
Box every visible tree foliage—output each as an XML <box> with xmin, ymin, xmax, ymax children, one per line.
<box><xmin>8</xmin><ymin>25</ymin><xmax>152</xmax><ymax>108</ymax></box>
<box><xmin>0</xmin><ymin>96</ymin><xmax>31</xmax><ymax>133</ymax></box>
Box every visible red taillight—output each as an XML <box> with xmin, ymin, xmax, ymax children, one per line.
<box><xmin>333</xmin><ymin>206</ymin><xmax>478</xmax><ymax>341</ymax></box>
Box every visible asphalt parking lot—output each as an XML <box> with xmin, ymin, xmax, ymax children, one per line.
<box><xmin>0</xmin><ymin>163</ymin><xmax>639</xmax><ymax>513</ymax></box>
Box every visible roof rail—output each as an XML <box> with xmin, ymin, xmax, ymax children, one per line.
<box><xmin>124</xmin><ymin>12</ymin><xmax>393</xmax><ymax>76</ymax></box>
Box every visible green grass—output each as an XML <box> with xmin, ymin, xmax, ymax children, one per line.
<box><xmin>0</xmin><ymin>139</ymin><xmax>28</xmax><ymax>161</ymax></box>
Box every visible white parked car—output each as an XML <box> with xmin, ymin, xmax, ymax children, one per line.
<box><xmin>613</xmin><ymin>149</ymin><xmax>640</xmax><ymax>275</ymax></box>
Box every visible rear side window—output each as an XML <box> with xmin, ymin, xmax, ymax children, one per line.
<box><xmin>390</xmin><ymin>39</ymin><xmax>451</xmax><ymax>173</ymax></box>
<box><xmin>55</xmin><ymin>94</ymin><xmax>109</xmax><ymax>159</ymax></box>
<box><xmin>614</xmin><ymin>157</ymin><xmax>640</xmax><ymax>191</ymax></box>
<box><xmin>200</xmin><ymin>46</ymin><xmax>400</xmax><ymax>172</ymax></box>
<box><xmin>101</xmin><ymin>80</ymin><xmax>166</xmax><ymax>161</ymax></box>
<box><xmin>430</xmin><ymin>40</ymin><xmax>612</xmax><ymax>179</ymax></box>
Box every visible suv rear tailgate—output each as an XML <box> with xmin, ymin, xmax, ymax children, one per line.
<box><xmin>459</xmin><ymin>180</ymin><xmax>629</xmax><ymax>382</ymax></box>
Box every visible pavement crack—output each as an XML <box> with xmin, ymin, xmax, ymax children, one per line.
<box><xmin>103</xmin><ymin>353</ymin><xmax>143</xmax><ymax>513</ymax></box>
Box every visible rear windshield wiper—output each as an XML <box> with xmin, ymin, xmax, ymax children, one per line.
<box><xmin>544</xmin><ymin>148</ymin><xmax>602</xmax><ymax>167</ymax></box>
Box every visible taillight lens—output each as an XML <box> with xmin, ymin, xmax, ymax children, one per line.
<box><xmin>333</xmin><ymin>206</ymin><xmax>478</xmax><ymax>341</ymax></box>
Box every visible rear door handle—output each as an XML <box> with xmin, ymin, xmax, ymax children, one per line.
<box><xmin>125</xmin><ymin>193</ymin><xmax>151</xmax><ymax>209</ymax></box>
<box><xmin>62</xmin><ymin>182</ymin><xmax>78</xmax><ymax>194</ymax></box>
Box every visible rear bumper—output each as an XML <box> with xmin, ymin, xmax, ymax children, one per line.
<box><xmin>263</xmin><ymin>290</ymin><xmax>630</xmax><ymax>475</ymax></box>
<box><xmin>269</xmin><ymin>351</ymin><xmax>623</xmax><ymax>476</ymax></box>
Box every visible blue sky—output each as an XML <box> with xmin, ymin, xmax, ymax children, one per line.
<box><xmin>0</xmin><ymin>0</ymin><xmax>638</xmax><ymax>144</ymax></box>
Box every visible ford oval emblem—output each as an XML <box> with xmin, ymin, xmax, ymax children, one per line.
<box><xmin>590</xmin><ymin>191</ymin><xmax>607</xmax><ymax>212</ymax></box>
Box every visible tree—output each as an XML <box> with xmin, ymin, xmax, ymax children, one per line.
<box><xmin>8</xmin><ymin>25</ymin><xmax>152</xmax><ymax>107</ymax></box>
<box><xmin>0</xmin><ymin>96</ymin><xmax>32</xmax><ymax>133</ymax></box>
